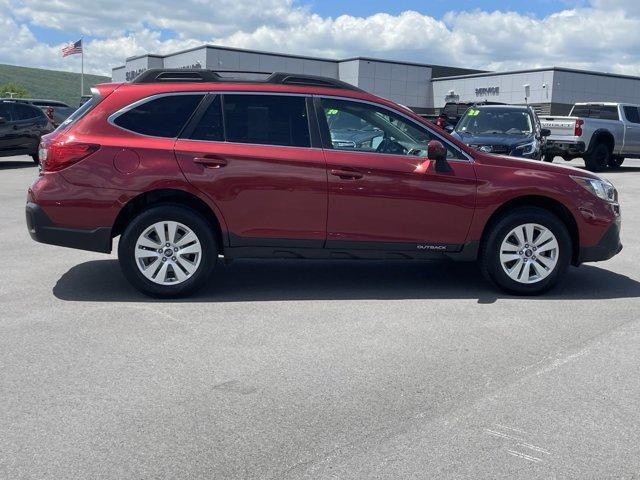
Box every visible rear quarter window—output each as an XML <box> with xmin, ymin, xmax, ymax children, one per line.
<box><xmin>56</xmin><ymin>95</ymin><xmax>102</xmax><ymax>131</ymax></box>
<box><xmin>113</xmin><ymin>94</ymin><xmax>205</xmax><ymax>137</ymax></box>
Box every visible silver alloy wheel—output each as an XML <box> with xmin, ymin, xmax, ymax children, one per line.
<box><xmin>134</xmin><ymin>220</ymin><xmax>202</xmax><ymax>286</ymax></box>
<box><xmin>499</xmin><ymin>223</ymin><xmax>559</xmax><ymax>284</ymax></box>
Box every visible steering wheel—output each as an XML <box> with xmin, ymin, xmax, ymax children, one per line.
<box><xmin>376</xmin><ymin>136</ymin><xmax>408</xmax><ymax>155</ymax></box>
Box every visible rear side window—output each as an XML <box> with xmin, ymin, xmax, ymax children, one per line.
<box><xmin>624</xmin><ymin>106</ymin><xmax>640</xmax><ymax>124</ymax></box>
<box><xmin>188</xmin><ymin>95</ymin><xmax>223</xmax><ymax>141</ymax></box>
<box><xmin>11</xmin><ymin>103</ymin><xmax>45</xmax><ymax>121</ymax></box>
<box><xmin>114</xmin><ymin>94</ymin><xmax>204</xmax><ymax>137</ymax></box>
<box><xmin>222</xmin><ymin>94</ymin><xmax>310</xmax><ymax>147</ymax></box>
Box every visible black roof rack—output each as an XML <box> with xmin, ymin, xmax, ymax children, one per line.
<box><xmin>131</xmin><ymin>68</ymin><xmax>363</xmax><ymax>92</ymax></box>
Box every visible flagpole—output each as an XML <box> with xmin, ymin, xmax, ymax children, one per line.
<box><xmin>80</xmin><ymin>36</ymin><xmax>84</xmax><ymax>100</ymax></box>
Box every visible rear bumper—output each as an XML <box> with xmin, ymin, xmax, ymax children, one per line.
<box><xmin>577</xmin><ymin>219</ymin><xmax>622</xmax><ymax>264</ymax></box>
<box><xmin>545</xmin><ymin>140</ymin><xmax>586</xmax><ymax>157</ymax></box>
<box><xmin>26</xmin><ymin>202</ymin><xmax>112</xmax><ymax>253</ymax></box>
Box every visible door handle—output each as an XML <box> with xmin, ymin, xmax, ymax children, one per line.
<box><xmin>330</xmin><ymin>168</ymin><xmax>363</xmax><ymax>180</ymax></box>
<box><xmin>193</xmin><ymin>156</ymin><xmax>228</xmax><ymax>168</ymax></box>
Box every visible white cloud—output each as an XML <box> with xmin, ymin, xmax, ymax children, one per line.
<box><xmin>2</xmin><ymin>0</ymin><xmax>640</xmax><ymax>77</ymax></box>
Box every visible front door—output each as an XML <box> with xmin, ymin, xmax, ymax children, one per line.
<box><xmin>175</xmin><ymin>93</ymin><xmax>327</xmax><ymax>247</ymax></box>
<box><xmin>317</xmin><ymin>97</ymin><xmax>477</xmax><ymax>252</ymax></box>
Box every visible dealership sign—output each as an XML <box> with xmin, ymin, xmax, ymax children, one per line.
<box><xmin>475</xmin><ymin>86</ymin><xmax>500</xmax><ymax>96</ymax></box>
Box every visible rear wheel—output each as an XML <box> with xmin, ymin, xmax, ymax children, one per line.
<box><xmin>542</xmin><ymin>154</ymin><xmax>555</xmax><ymax>163</ymax></box>
<box><xmin>584</xmin><ymin>142</ymin><xmax>611</xmax><ymax>172</ymax></box>
<box><xmin>479</xmin><ymin>208</ymin><xmax>571</xmax><ymax>295</ymax></box>
<box><xmin>118</xmin><ymin>205</ymin><xmax>217</xmax><ymax>298</ymax></box>
<box><xmin>609</xmin><ymin>155</ymin><xmax>624</xmax><ymax>169</ymax></box>
<box><xmin>31</xmin><ymin>153</ymin><xmax>39</xmax><ymax>165</ymax></box>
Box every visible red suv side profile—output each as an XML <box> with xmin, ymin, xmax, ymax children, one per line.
<box><xmin>26</xmin><ymin>69</ymin><xmax>622</xmax><ymax>297</ymax></box>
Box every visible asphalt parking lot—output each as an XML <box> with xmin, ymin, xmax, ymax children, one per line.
<box><xmin>1</xmin><ymin>155</ymin><xmax>640</xmax><ymax>479</ymax></box>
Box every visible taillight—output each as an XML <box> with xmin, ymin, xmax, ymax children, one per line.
<box><xmin>574</xmin><ymin>119</ymin><xmax>584</xmax><ymax>137</ymax></box>
<box><xmin>42</xmin><ymin>141</ymin><xmax>100</xmax><ymax>172</ymax></box>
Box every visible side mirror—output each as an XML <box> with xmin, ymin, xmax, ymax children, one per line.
<box><xmin>427</xmin><ymin>140</ymin><xmax>452</xmax><ymax>173</ymax></box>
<box><xmin>540</xmin><ymin>128</ymin><xmax>551</xmax><ymax>137</ymax></box>
<box><xmin>0</xmin><ymin>116</ymin><xmax>6</xmax><ymax>124</ymax></box>
<box><xmin>444</xmin><ymin>125</ymin><xmax>454</xmax><ymax>133</ymax></box>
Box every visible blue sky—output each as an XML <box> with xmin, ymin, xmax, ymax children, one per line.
<box><xmin>299</xmin><ymin>0</ymin><xmax>581</xmax><ymax>20</ymax></box>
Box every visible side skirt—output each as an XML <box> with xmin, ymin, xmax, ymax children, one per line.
<box><xmin>223</xmin><ymin>242</ymin><xmax>479</xmax><ymax>262</ymax></box>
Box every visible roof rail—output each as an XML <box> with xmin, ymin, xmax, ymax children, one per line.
<box><xmin>131</xmin><ymin>68</ymin><xmax>363</xmax><ymax>91</ymax></box>
<box><xmin>132</xmin><ymin>69</ymin><xmax>223</xmax><ymax>83</ymax></box>
<box><xmin>265</xmin><ymin>72</ymin><xmax>363</xmax><ymax>92</ymax></box>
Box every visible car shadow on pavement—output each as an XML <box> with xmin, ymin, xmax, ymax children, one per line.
<box><xmin>52</xmin><ymin>259</ymin><xmax>640</xmax><ymax>303</ymax></box>
<box><xmin>0</xmin><ymin>160</ymin><xmax>36</xmax><ymax>170</ymax></box>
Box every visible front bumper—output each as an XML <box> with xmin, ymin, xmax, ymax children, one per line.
<box><xmin>577</xmin><ymin>219</ymin><xmax>622</xmax><ymax>264</ymax></box>
<box><xmin>26</xmin><ymin>202</ymin><xmax>112</xmax><ymax>253</ymax></box>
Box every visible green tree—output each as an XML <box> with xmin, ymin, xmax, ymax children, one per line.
<box><xmin>0</xmin><ymin>82</ymin><xmax>29</xmax><ymax>98</ymax></box>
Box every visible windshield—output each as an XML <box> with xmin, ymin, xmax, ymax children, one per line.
<box><xmin>456</xmin><ymin>108</ymin><xmax>533</xmax><ymax>135</ymax></box>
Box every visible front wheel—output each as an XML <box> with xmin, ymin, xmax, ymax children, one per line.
<box><xmin>542</xmin><ymin>154</ymin><xmax>555</xmax><ymax>163</ymax></box>
<box><xmin>479</xmin><ymin>208</ymin><xmax>572</xmax><ymax>295</ymax></box>
<box><xmin>118</xmin><ymin>205</ymin><xmax>217</xmax><ymax>298</ymax></box>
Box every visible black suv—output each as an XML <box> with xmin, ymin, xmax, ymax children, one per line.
<box><xmin>451</xmin><ymin>105</ymin><xmax>550</xmax><ymax>160</ymax></box>
<box><xmin>0</xmin><ymin>100</ymin><xmax>53</xmax><ymax>164</ymax></box>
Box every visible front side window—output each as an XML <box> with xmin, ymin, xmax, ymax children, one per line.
<box><xmin>114</xmin><ymin>94</ymin><xmax>205</xmax><ymax>138</ymax></box>
<box><xmin>222</xmin><ymin>94</ymin><xmax>310</xmax><ymax>147</ymax></box>
<box><xmin>321</xmin><ymin>98</ymin><xmax>462</xmax><ymax>158</ymax></box>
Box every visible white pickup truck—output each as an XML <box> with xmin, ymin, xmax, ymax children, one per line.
<box><xmin>540</xmin><ymin>102</ymin><xmax>640</xmax><ymax>171</ymax></box>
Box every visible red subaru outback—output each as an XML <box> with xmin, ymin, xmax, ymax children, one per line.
<box><xmin>26</xmin><ymin>69</ymin><xmax>622</xmax><ymax>297</ymax></box>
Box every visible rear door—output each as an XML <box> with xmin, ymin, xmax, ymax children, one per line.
<box><xmin>174</xmin><ymin>93</ymin><xmax>327</xmax><ymax>247</ymax></box>
<box><xmin>317</xmin><ymin>96</ymin><xmax>477</xmax><ymax>251</ymax></box>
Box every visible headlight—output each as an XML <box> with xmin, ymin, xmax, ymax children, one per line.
<box><xmin>571</xmin><ymin>176</ymin><xmax>618</xmax><ymax>203</ymax></box>
<box><xmin>513</xmin><ymin>141</ymin><xmax>536</xmax><ymax>155</ymax></box>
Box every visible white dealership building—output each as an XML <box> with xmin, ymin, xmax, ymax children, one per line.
<box><xmin>112</xmin><ymin>44</ymin><xmax>640</xmax><ymax>115</ymax></box>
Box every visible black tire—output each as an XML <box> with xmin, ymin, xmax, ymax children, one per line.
<box><xmin>584</xmin><ymin>142</ymin><xmax>611</xmax><ymax>172</ymax></box>
<box><xmin>118</xmin><ymin>204</ymin><xmax>217</xmax><ymax>298</ymax></box>
<box><xmin>609</xmin><ymin>156</ymin><xmax>624</xmax><ymax>169</ymax></box>
<box><xmin>31</xmin><ymin>153</ymin><xmax>39</xmax><ymax>165</ymax></box>
<box><xmin>542</xmin><ymin>154</ymin><xmax>555</xmax><ymax>163</ymax></box>
<box><xmin>479</xmin><ymin>207</ymin><xmax>572</xmax><ymax>295</ymax></box>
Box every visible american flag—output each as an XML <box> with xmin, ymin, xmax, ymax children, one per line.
<box><xmin>62</xmin><ymin>39</ymin><xmax>83</xmax><ymax>57</ymax></box>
